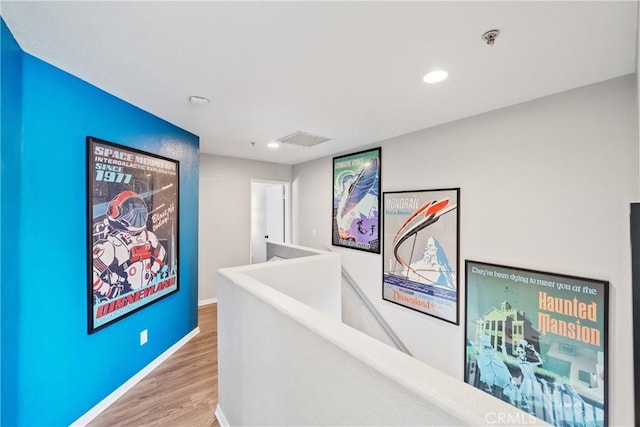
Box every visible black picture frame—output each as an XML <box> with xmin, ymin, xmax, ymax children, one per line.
<box><xmin>630</xmin><ymin>202</ymin><xmax>640</xmax><ymax>424</ymax></box>
<box><xmin>464</xmin><ymin>260</ymin><xmax>608</xmax><ymax>426</ymax></box>
<box><xmin>332</xmin><ymin>147</ymin><xmax>381</xmax><ymax>254</ymax></box>
<box><xmin>382</xmin><ymin>188</ymin><xmax>460</xmax><ymax>324</ymax></box>
<box><xmin>87</xmin><ymin>137</ymin><xmax>180</xmax><ymax>333</ymax></box>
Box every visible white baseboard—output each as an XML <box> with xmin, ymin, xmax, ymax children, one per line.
<box><xmin>214</xmin><ymin>404</ymin><xmax>229</xmax><ymax>427</ymax></box>
<box><xmin>198</xmin><ymin>298</ymin><xmax>218</xmax><ymax>306</ymax></box>
<box><xmin>71</xmin><ymin>327</ymin><xmax>201</xmax><ymax>426</ymax></box>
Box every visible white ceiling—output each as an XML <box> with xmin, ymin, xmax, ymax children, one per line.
<box><xmin>1</xmin><ymin>1</ymin><xmax>637</xmax><ymax>165</ymax></box>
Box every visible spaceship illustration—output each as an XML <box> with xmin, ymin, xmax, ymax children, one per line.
<box><xmin>338</xmin><ymin>158</ymin><xmax>378</xmax><ymax>219</ymax></box>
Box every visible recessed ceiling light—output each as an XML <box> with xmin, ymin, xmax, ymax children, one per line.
<box><xmin>188</xmin><ymin>95</ymin><xmax>210</xmax><ymax>106</ymax></box>
<box><xmin>267</xmin><ymin>142</ymin><xmax>280</xmax><ymax>149</ymax></box>
<box><xmin>423</xmin><ymin>70</ymin><xmax>448</xmax><ymax>84</ymax></box>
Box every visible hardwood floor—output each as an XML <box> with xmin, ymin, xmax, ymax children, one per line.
<box><xmin>89</xmin><ymin>304</ymin><xmax>219</xmax><ymax>427</ymax></box>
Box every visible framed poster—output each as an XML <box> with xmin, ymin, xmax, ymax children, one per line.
<box><xmin>332</xmin><ymin>147</ymin><xmax>381</xmax><ymax>254</ymax></box>
<box><xmin>465</xmin><ymin>260</ymin><xmax>608</xmax><ymax>426</ymax></box>
<box><xmin>87</xmin><ymin>137</ymin><xmax>179</xmax><ymax>333</ymax></box>
<box><xmin>382</xmin><ymin>188</ymin><xmax>459</xmax><ymax>324</ymax></box>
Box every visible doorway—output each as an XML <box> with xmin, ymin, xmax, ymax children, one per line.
<box><xmin>250</xmin><ymin>180</ymin><xmax>288</xmax><ymax>264</ymax></box>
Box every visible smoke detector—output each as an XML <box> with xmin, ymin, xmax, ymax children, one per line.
<box><xmin>482</xmin><ymin>29</ymin><xmax>500</xmax><ymax>46</ymax></box>
<box><xmin>276</xmin><ymin>131</ymin><xmax>332</xmax><ymax>148</ymax></box>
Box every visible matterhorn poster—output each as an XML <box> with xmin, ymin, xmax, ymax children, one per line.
<box><xmin>382</xmin><ymin>188</ymin><xmax>459</xmax><ymax>324</ymax></box>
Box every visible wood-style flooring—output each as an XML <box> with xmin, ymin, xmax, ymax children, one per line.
<box><xmin>89</xmin><ymin>304</ymin><xmax>219</xmax><ymax>427</ymax></box>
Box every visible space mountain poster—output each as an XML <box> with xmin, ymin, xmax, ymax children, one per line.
<box><xmin>382</xmin><ymin>188</ymin><xmax>459</xmax><ymax>324</ymax></box>
<box><xmin>88</xmin><ymin>137</ymin><xmax>179</xmax><ymax>333</ymax></box>
<box><xmin>464</xmin><ymin>260</ymin><xmax>608</xmax><ymax>427</ymax></box>
<box><xmin>332</xmin><ymin>147</ymin><xmax>381</xmax><ymax>254</ymax></box>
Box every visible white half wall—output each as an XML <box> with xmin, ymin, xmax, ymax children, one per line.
<box><xmin>217</xmin><ymin>250</ymin><xmax>544</xmax><ymax>426</ymax></box>
<box><xmin>199</xmin><ymin>154</ymin><xmax>291</xmax><ymax>302</ymax></box>
<box><xmin>243</xmin><ymin>243</ymin><xmax>341</xmax><ymax>320</ymax></box>
<box><xmin>292</xmin><ymin>75</ymin><xmax>638</xmax><ymax>427</ymax></box>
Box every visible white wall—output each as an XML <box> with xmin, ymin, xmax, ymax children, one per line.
<box><xmin>292</xmin><ymin>75</ymin><xmax>638</xmax><ymax>427</ymax></box>
<box><xmin>199</xmin><ymin>154</ymin><xmax>291</xmax><ymax>302</ymax></box>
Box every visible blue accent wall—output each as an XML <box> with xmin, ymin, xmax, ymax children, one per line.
<box><xmin>1</xmin><ymin>19</ymin><xmax>199</xmax><ymax>426</ymax></box>
<box><xmin>1</xmin><ymin>18</ymin><xmax>24</xmax><ymax>427</ymax></box>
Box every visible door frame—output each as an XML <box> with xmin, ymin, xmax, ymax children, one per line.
<box><xmin>249</xmin><ymin>179</ymin><xmax>291</xmax><ymax>263</ymax></box>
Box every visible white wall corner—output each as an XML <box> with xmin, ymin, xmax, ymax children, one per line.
<box><xmin>198</xmin><ymin>298</ymin><xmax>218</xmax><ymax>306</ymax></box>
<box><xmin>214</xmin><ymin>404</ymin><xmax>229</xmax><ymax>427</ymax></box>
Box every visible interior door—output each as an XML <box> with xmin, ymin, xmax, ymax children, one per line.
<box><xmin>250</xmin><ymin>181</ymin><xmax>285</xmax><ymax>263</ymax></box>
<box><xmin>265</xmin><ymin>184</ymin><xmax>284</xmax><ymax>244</ymax></box>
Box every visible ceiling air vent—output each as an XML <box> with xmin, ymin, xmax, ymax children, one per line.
<box><xmin>277</xmin><ymin>131</ymin><xmax>332</xmax><ymax>148</ymax></box>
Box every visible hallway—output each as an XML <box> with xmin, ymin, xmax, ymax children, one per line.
<box><xmin>89</xmin><ymin>304</ymin><xmax>219</xmax><ymax>426</ymax></box>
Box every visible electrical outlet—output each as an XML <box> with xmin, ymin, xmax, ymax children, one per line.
<box><xmin>140</xmin><ymin>329</ymin><xmax>148</xmax><ymax>346</ymax></box>
<box><xmin>311</xmin><ymin>229</ymin><xmax>317</xmax><ymax>237</ymax></box>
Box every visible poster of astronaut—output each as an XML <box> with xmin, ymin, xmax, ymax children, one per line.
<box><xmin>332</xmin><ymin>148</ymin><xmax>381</xmax><ymax>254</ymax></box>
<box><xmin>382</xmin><ymin>188</ymin><xmax>459</xmax><ymax>324</ymax></box>
<box><xmin>464</xmin><ymin>260</ymin><xmax>608</xmax><ymax>426</ymax></box>
<box><xmin>87</xmin><ymin>137</ymin><xmax>179</xmax><ymax>333</ymax></box>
